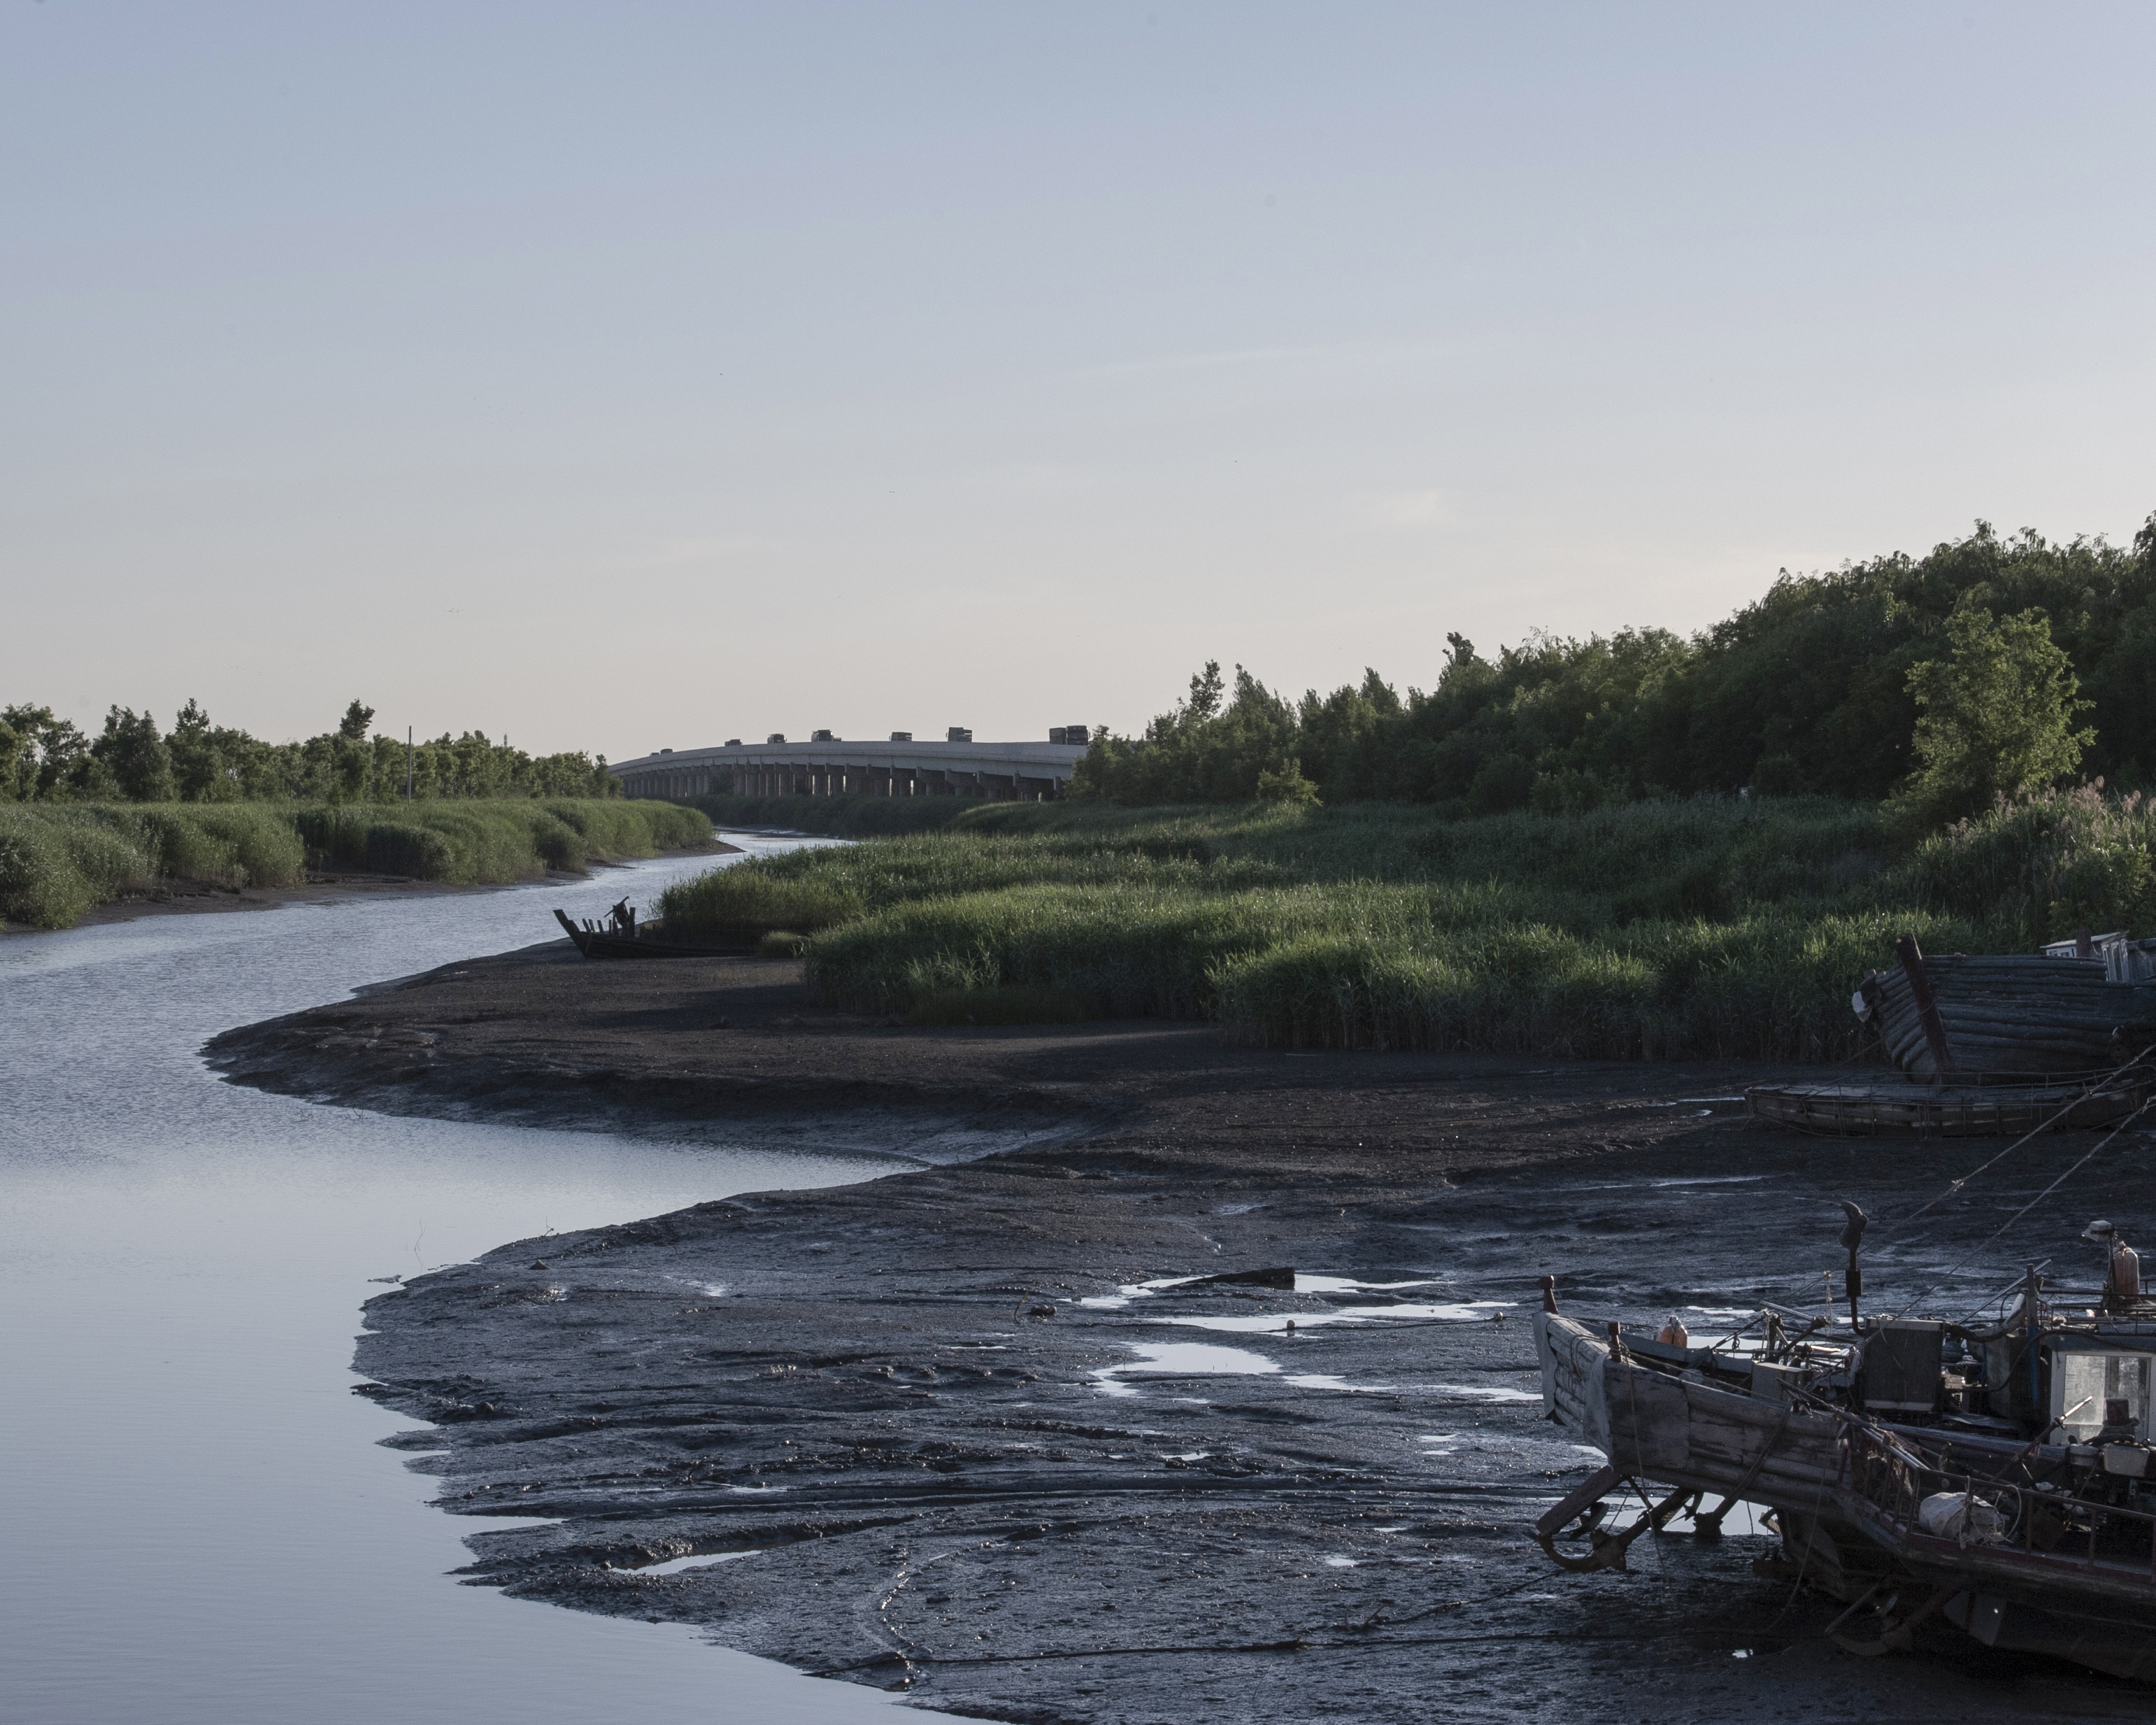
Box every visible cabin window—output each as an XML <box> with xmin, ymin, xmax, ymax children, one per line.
<box><xmin>2050</xmin><ymin>1349</ymin><xmax>2153</xmax><ymax>1441</ymax></box>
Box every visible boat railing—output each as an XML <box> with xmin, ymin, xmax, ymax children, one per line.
<box><xmin>1841</xmin><ymin>1421</ymin><xmax>2156</xmax><ymax>1586</ymax></box>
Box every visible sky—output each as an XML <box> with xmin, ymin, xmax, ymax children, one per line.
<box><xmin>5</xmin><ymin>3</ymin><xmax>2153</xmax><ymax>760</ymax></box>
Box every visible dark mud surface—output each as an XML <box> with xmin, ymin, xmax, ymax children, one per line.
<box><xmin>217</xmin><ymin>944</ymin><xmax>2156</xmax><ymax>1722</ymax></box>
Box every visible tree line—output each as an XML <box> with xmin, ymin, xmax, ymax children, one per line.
<box><xmin>1073</xmin><ymin>516</ymin><xmax>2156</xmax><ymax>827</ymax></box>
<box><xmin>0</xmin><ymin>698</ymin><xmax>620</xmax><ymax>804</ymax></box>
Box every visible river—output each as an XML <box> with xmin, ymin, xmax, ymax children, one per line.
<box><xmin>0</xmin><ymin>839</ymin><xmax>955</xmax><ymax>1724</ymax></box>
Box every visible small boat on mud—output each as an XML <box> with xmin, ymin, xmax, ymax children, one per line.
<box><xmin>1532</xmin><ymin>1216</ymin><xmax>2156</xmax><ymax>1678</ymax></box>
<box><xmin>553</xmin><ymin>900</ymin><xmax>755</xmax><ymax>959</ymax></box>
<box><xmin>1745</xmin><ymin>1077</ymin><xmax>2150</xmax><ymax>1137</ymax></box>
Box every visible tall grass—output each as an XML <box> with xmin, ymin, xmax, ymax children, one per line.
<box><xmin>655</xmin><ymin>793</ymin><xmax>2141</xmax><ymax>1061</ymax></box>
<box><xmin>654</xmin><ymin>869</ymin><xmax>864</xmax><ymax>942</ymax></box>
<box><xmin>688</xmin><ymin>792</ymin><xmax>978</xmax><ymax>837</ymax></box>
<box><xmin>1889</xmin><ymin>785</ymin><xmax>2156</xmax><ymax>944</ymax></box>
<box><xmin>0</xmin><ymin>799</ymin><xmax>708</xmax><ymax>931</ymax></box>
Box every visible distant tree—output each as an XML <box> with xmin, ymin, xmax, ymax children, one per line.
<box><xmin>166</xmin><ymin>698</ymin><xmax>245</xmax><ymax>802</ymax></box>
<box><xmin>0</xmin><ymin>713</ymin><xmax>29</xmax><ymax>801</ymax></box>
<box><xmin>0</xmin><ymin>706</ymin><xmax>90</xmax><ymax>799</ymax></box>
<box><xmin>323</xmin><ymin>700</ymin><xmax>378</xmax><ymax>800</ymax></box>
<box><xmin>1295</xmin><ymin>669</ymin><xmax>1401</xmax><ymax>802</ymax></box>
<box><xmin>1894</xmin><ymin>605</ymin><xmax>2094</xmax><ymax>827</ymax></box>
<box><xmin>0</xmin><ymin>706</ymin><xmax>50</xmax><ymax>800</ymax></box>
<box><xmin>88</xmin><ymin>706</ymin><xmax>176</xmax><ymax>802</ymax></box>
<box><xmin>1072</xmin><ymin>661</ymin><xmax>1308</xmax><ymax>805</ymax></box>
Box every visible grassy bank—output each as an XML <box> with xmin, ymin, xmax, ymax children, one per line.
<box><xmin>687</xmin><ymin>791</ymin><xmax>979</xmax><ymax>837</ymax></box>
<box><xmin>655</xmin><ymin>790</ymin><xmax>2155</xmax><ymax>1060</ymax></box>
<box><xmin>0</xmin><ymin>798</ymin><xmax>711</xmax><ymax>931</ymax></box>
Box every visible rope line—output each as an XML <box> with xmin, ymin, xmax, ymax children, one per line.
<box><xmin>1881</xmin><ymin>1044</ymin><xmax>2155</xmax><ymax>1237</ymax></box>
<box><xmin>1885</xmin><ymin>1095</ymin><xmax>2156</xmax><ymax>1319</ymax></box>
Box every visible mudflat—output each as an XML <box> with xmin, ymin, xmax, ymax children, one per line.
<box><xmin>208</xmin><ymin>943</ymin><xmax>2156</xmax><ymax>1723</ymax></box>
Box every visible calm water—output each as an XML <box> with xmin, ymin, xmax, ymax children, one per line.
<box><xmin>0</xmin><ymin>839</ymin><xmax>953</xmax><ymax>1724</ymax></box>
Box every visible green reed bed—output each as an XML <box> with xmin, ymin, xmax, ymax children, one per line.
<box><xmin>653</xmin><ymin>867</ymin><xmax>865</xmax><ymax>944</ymax></box>
<box><xmin>689</xmin><ymin>793</ymin><xmax>980</xmax><ymax>837</ymax></box>
<box><xmin>649</xmin><ymin>792</ymin><xmax>2135</xmax><ymax>1062</ymax></box>
<box><xmin>1208</xmin><ymin>906</ymin><xmax>1988</xmax><ymax>1061</ymax></box>
<box><xmin>0</xmin><ymin>798</ymin><xmax>708</xmax><ymax>930</ymax></box>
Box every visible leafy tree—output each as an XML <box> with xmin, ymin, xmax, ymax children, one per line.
<box><xmin>0</xmin><ymin>692</ymin><xmax>620</xmax><ymax>804</ymax></box>
<box><xmin>1</xmin><ymin>706</ymin><xmax>51</xmax><ymax>800</ymax></box>
<box><xmin>166</xmin><ymin>698</ymin><xmax>250</xmax><ymax>802</ymax></box>
<box><xmin>1296</xmin><ymin>669</ymin><xmax>1401</xmax><ymax>802</ymax></box>
<box><xmin>1073</xmin><ymin>662</ymin><xmax>1307</xmax><ymax>804</ymax></box>
<box><xmin>0</xmin><ymin>706</ymin><xmax>90</xmax><ymax>799</ymax></box>
<box><xmin>88</xmin><ymin>706</ymin><xmax>176</xmax><ymax>802</ymax></box>
<box><xmin>1255</xmin><ymin>758</ymin><xmax>1320</xmax><ymax>804</ymax></box>
<box><xmin>1077</xmin><ymin>513</ymin><xmax>2156</xmax><ymax>822</ymax></box>
<box><xmin>1894</xmin><ymin>605</ymin><xmax>2094</xmax><ymax>825</ymax></box>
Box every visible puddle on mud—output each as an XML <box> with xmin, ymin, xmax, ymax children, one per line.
<box><xmin>634</xmin><ymin>1550</ymin><xmax>762</xmax><ymax>1577</ymax></box>
<box><xmin>1090</xmin><ymin>1340</ymin><xmax>1280</xmax><ymax>1395</ymax></box>
<box><xmin>1283</xmin><ymin>1372</ymin><xmax>1394</xmax><ymax>1392</ymax></box>
<box><xmin>1080</xmin><ymin>1270</ymin><xmax>1452</xmax><ymax>1310</ymax></box>
<box><xmin>1160</xmin><ymin>1299</ymin><xmax>1511</xmax><ymax>1334</ymax></box>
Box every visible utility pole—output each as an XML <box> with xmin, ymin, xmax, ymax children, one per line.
<box><xmin>406</xmin><ymin>727</ymin><xmax>414</xmax><ymax>801</ymax></box>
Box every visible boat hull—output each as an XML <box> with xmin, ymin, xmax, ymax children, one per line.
<box><xmin>1870</xmin><ymin>954</ymin><xmax>2156</xmax><ymax>1079</ymax></box>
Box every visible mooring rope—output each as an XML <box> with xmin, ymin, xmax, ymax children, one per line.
<box><xmin>1884</xmin><ymin>1093</ymin><xmax>2156</xmax><ymax>1319</ymax></box>
<box><xmin>1879</xmin><ymin>1043</ymin><xmax>2155</xmax><ymax>1238</ymax></box>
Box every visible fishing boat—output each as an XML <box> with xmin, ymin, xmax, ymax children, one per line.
<box><xmin>552</xmin><ymin>900</ymin><xmax>755</xmax><ymax>959</ymax></box>
<box><xmin>1531</xmin><ymin>1213</ymin><xmax>2156</xmax><ymax>1677</ymax></box>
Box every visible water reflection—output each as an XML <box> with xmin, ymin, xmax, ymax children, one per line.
<box><xmin>0</xmin><ymin>838</ymin><xmax>951</xmax><ymax>1724</ymax></box>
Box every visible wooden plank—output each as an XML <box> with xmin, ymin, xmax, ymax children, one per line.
<box><xmin>1534</xmin><ymin>1464</ymin><xmax>1624</xmax><ymax>1537</ymax></box>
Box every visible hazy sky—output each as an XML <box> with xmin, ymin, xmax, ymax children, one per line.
<box><xmin>6</xmin><ymin>4</ymin><xmax>2153</xmax><ymax>759</ymax></box>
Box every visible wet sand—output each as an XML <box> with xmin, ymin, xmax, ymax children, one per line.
<box><xmin>209</xmin><ymin>944</ymin><xmax>2156</xmax><ymax>1722</ymax></box>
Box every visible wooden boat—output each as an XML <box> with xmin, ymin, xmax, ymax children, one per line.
<box><xmin>1532</xmin><ymin>1224</ymin><xmax>2156</xmax><ymax>1678</ymax></box>
<box><xmin>1746</xmin><ymin>1077</ymin><xmax>2150</xmax><ymax>1137</ymax></box>
<box><xmin>552</xmin><ymin>901</ymin><xmax>756</xmax><ymax>960</ymax></box>
<box><xmin>1859</xmin><ymin>935</ymin><xmax>2156</xmax><ymax>1080</ymax></box>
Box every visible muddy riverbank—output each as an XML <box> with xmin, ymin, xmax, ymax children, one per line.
<box><xmin>211</xmin><ymin>944</ymin><xmax>2156</xmax><ymax>1722</ymax></box>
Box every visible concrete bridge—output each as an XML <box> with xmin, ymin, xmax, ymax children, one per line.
<box><xmin>612</xmin><ymin>732</ymin><xmax>1091</xmax><ymax>802</ymax></box>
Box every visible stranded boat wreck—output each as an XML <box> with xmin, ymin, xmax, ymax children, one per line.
<box><xmin>1748</xmin><ymin>932</ymin><xmax>2156</xmax><ymax>1136</ymax></box>
<box><xmin>552</xmin><ymin>899</ymin><xmax>755</xmax><ymax>959</ymax></box>
<box><xmin>1532</xmin><ymin>1217</ymin><xmax>2156</xmax><ymax>1678</ymax></box>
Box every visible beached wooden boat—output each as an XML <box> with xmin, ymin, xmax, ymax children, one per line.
<box><xmin>1860</xmin><ymin>936</ymin><xmax>2156</xmax><ymax>1079</ymax></box>
<box><xmin>1531</xmin><ymin>1226</ymin><xmax>2156</xmax><ymax>1678</ymax></box>
<box><xmin>552</xmin><ymin>902</ymin><xmax>755</xmax><ymax>960</ymax></box>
